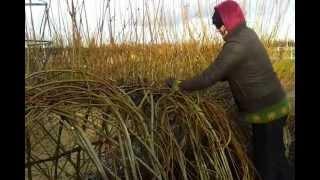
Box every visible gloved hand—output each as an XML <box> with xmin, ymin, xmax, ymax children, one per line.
<box><xmin>165</xmin><ymin>78</ymin><xmax>182</xmax><ymax>91</ymax></box>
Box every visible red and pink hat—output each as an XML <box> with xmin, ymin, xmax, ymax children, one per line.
<box><xmin>214</xmin><ymin>0</ymin><xmax>246</xmax><ymax>32</ymax></box>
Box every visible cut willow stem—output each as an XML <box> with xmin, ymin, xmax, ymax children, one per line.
<box><xmin>53</xmin><ymin>122</ymin><xmax>64</xmax><ymax>179</ymax></box>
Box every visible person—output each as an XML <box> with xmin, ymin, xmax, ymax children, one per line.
<box><xmin>165</xmin><ymin>0</ymin><xmax>293</xmax><ymax>179</ymax></box>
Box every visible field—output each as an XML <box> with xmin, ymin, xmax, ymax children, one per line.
<box><xmin>25</xmin><ymin>44</ymin><xmax>295</xmax><ymax>180</ymax></box>
<box><xmin>25</xmin><ymin>0</ymin><xmax>295</xmax><ymax>179</ymax></box>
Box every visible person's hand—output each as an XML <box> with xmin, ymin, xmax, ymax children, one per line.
<box><xmin>165</xmin><ymin>78</ymin><xmax>181</xmax><ymax>91</ymax></box>
<box><xmin>165</xmin><ymin>78</ymin><xmax>175</xmax><ymax>88</ymax></box>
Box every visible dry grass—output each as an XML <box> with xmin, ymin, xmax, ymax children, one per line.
<box><xmin>27</xmin><ymin>42</ymin><xmax>294</xmax><ymax>90</ymax></box>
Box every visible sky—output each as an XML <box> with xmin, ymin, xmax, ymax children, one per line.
<box><xmin>25</xmin><ymin>0</ymin><xmax>295</xmax><ymax>44</ymax></box>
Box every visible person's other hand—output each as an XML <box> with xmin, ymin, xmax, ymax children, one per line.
<box><xmin>165</xmin><ymin>78</ymin><xmax>181</xmax><ymax>91</ymax></box>
<box><xmin>165</xmin><ymin>78</ymin><xmax>175</xmax><ymax>88</ymax></box>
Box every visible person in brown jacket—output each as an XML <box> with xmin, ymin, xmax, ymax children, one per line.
<box><xmin>166</xmin><ymin>0</ymin><xmax>293</xmax><ymax>179</ymax></box>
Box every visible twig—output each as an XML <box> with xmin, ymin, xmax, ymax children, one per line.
<box><xmin>25</xmin><ymin>139</ymin><xmax>106</xmax><ymax>168</ymax></box>
<box><xmin>26</xmin><ymin>132</ymin><xmax>33</xmax><ymax>180</ymax></box>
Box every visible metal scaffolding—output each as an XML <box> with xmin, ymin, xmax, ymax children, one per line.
<box><xmin>25</xmin><ymin>0</ymin><xmax>53</xmax><ymax>73</ymax></box>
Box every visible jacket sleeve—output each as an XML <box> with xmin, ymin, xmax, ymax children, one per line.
<box><xmin>179</xmin><ymin>41</ymin><xmax>245</xmax><ymax>91</ymax></box>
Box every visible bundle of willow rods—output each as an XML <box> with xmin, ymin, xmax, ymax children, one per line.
<box><xmin>25</xmin><ymin>70</ymin><xmax>257</xmax><ymax>180</ymax></box>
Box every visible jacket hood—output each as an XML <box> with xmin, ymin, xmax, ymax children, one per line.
<box><xmin>214</xmin><ymin>0</ymin><xmax>246</xmax><ymax>32</ymax></box>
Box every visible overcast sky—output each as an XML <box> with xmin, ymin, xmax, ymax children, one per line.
<box><xmin>25</xmin><ymin>0</ymin><xmax>295</xmax><ymax>43</ymax></box>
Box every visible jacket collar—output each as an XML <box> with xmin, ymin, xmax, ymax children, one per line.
<box><xmin>224</xmin><ymin>22</ymin><xmax>247</xmax><ymax>41</ymax></box>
